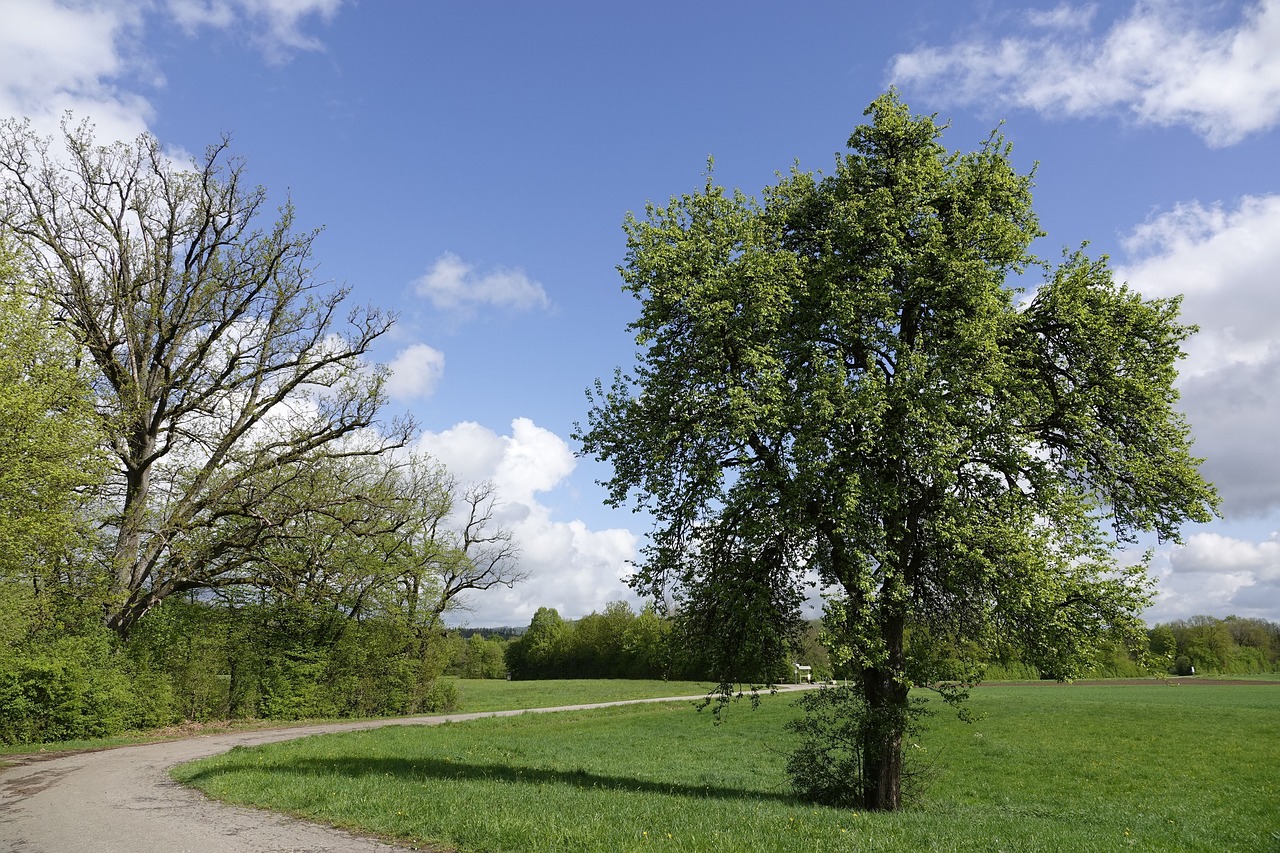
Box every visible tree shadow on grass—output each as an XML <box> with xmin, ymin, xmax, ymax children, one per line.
<box><xmin>183</xmin><ymin>754</ymin><xmax>800</xmax><ymax>804</ymax></box>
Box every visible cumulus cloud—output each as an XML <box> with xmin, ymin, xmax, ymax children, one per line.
<box><xmin>0</xmin><ymin>0</ymin><xmax>343</xmax><ymax>144</ymax></box>
<box><xmin>417</xmin><ymin>419</ymin><xmax>639</xmax><ymax>626</ymax></box>
<box><xmin>1116</xmin><ymin>195</ymin><xmax>1280</xmax><ymax>518</ymax></box>
<box><xmin>0</xmin><ymin>0</ymin><xmax>152</xmax><ymax>141</ymax></box>
<box><xmin>1145</xmin><ymin>532</ymin><xmax>1280</xmax><ymax>621</ymax></box>
<box><xmin>413</xmin><ymin>251</ymin><xmax>552</xmax><ymax>314</ymax></box>
<box><xmin>889</xmin><ymin>0</ymin><xmax>1280</xmax><ymax>146</ymax></box>
<box><xmin>385</xmin><ymin>343</ymin><xmax>445</xmax><ymax>400</ymax></box>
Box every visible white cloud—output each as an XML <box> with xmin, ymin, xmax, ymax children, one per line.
<box><xmin>1144</xmin><ymin>532</ymin><xmax>1280</xmax><ymax>621</ymax></box>
<box><xmin>165</xmin><ymin>0</ymin><xmax>344</xmax><ymax>62</ymax></box>
<box><xmin>0</xmin><ymin>0</ymin><xmax>152</xmax><ymax>142</ymax></box>
<box><xmin>417</xmin><ymin>418</ymin><xmax>639</xmax><ymax>626</ymax></box>
<box><xmin>889</xmin><ymin>0</ymin><xmax>1280</xmax><ymax>146</ymax></box>
<box><xmin>1117</xmin><ymin>195</ymin><xmax>1280</xmax><ymax>517</ymax></box>
<box><xmin>1170</xmin><ymin>532</ymin><xmax>1280</xmax><ymax>578</ymax></box>
<box><xmin>1026</xmin><ymin>3</ymin><xmax>1098</xmax><ymax>31</ymax></box>
<box><xmin>385</xmin><ymin>343</ymin><xmax>445</xmax><ymax>400</ymax></box>
<box><xmin>0</xmin><ymin>0</ymin><xmax>342</xmax><ymax>145</ymax></box>
<box><xmin>414</xmin><ymin>251</ymin><xmax>551</xmax><ymax>314</ymax></box>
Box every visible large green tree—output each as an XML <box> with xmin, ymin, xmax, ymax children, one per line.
<box><xmin>0</xmin><ymin>119</ymin><xmax>411</xmax><ymax>634</ymax></box>
<box><xmin>578</xmin><ymin>93</ymin><xmax>1217</xmax><ymax>810</ymax></box>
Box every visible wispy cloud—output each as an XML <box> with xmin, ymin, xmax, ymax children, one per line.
<box><xmin>165</xmin><ymin>0</ymin><xmax>344</xmax><ymax>63</ymax></box>
<box><xmin>1025</xmin><ymin>3</ymin><xmax>1098</xmax><ymax>31</ymax></box>
<box><xmin>0</xmin><ymin>0</ymin><xmax>345</xmax><ymax>142</ymax></box>
<box><xmin>889</xmin><ymin>0</ymin><xmax>1280</xmax><ymax>146</ymax></box>
<box><xmin>414</xmin><ymin>251</ymin><xmax>552</xmax><ymax>314</ymax></box>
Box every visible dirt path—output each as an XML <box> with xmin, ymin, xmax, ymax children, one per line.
<box><xmin>0</xmin><ymin>691</ymin><xmax>806</xmax><ymax>853</ymax></box>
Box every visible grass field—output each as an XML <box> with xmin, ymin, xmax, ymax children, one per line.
<box><xmin>444</xmin><ymin>678</ymin><xmax>719</xmax><ymax>712</ymax></box>
<box><xmin>173</xmin><ymin>680</ymin><xmax>1280</xmax><ymax>852</ymax></box>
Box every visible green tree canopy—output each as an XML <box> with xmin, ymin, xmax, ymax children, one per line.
<box><xmin>578</xmin><ymin>92</ymin><xmax>1218</xmax><ymax>810</ymax></box>
<box><xmin>0</xmin><ymin>239</ymin><xmax>106</xmax><ymax>578</ymax></box>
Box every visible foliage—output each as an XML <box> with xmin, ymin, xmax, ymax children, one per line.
<box><xmin>0</xmin><ymin>118</ymin><xmax>412</xmax><ymax>634</ymax></box>
<box><xmin>578</xmin><ymin>91</ymin><xmax>1218</xmax><ymax>810</ymax></box>
<box><xmin>123</xmin><ymin>593</ymin><xmax>461</xmax><ymax>723</ymax></box>
<box><xmin>785</xmin><ymin>684</ymin><xmax>929</xmax><ymax>808</ymax></box>
<box><xmin>506</xmin><ymin>601</ymin><xmax>722</xmax><ymax>680</ymax></box>
<box><xmin>0</xmin><ymin>239</ymin><xmax>106</xmax><ymax>582</ymax></box>
<box><xmin>442</xmin><ymin>633</ymin><xmax>510</xmax><ymax>679</ymax></box>
<box><xmin>0</xmin><ymin>452</ymin><xmax>518</xmax><ymax>743</ymax></box>
<box><xmin>1156</xmin><ymin>615</ymin><xmax>1280</xmax><ymax>674</ymax></box>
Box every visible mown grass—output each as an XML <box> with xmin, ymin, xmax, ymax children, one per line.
<box><xmin>173</xmin><ymin>682</ymin><xmax>1280</xmax><ymax>852</ymax></box>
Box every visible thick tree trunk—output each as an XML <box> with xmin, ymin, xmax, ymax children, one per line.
<box><xmin>860</xmin><ymin>666</ymin><xmax>909</xmax><ymax>810</ymax></box>
<box><xmin>860</xmin><ymin>609</ymin><xmax>909</xmax><ymax>811</ymax></box>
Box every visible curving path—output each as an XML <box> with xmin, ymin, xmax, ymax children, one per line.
<box><xmin>1</xmin><ymin>690</ymin><xmax>815</xmax><ymax>853</ymax></box>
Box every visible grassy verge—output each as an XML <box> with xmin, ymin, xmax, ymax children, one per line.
<box><xmin>445</xmin><ymin>678</ymin><xmax>718</xmax><ymax>712</ymax></box>
<box><xmin>173</xmin><ymin>683</ymin><xmax>1279</xmax><ymax>852</ymax></box>
<box><xmin>0</xmin><ymin>679</ymin><xmax>718</xmax><ymax>759</ymax></box>
<box><xmin>0</xmin><ymin>718</ymin><xmax>310</xmax><ymax>758</ymax></box>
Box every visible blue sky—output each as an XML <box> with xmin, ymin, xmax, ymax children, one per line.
<box><xmin>4</xmin><ymin>0</ymin><xmax>1279</xmax><ymax>627</ymax></box>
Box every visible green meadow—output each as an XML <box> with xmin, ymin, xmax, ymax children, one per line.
<box><xmin>172</xmin><ymin>680</ymin><xmax>1280</xmax><ymax>852</ymax></box>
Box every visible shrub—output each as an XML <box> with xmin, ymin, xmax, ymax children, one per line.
<box><xmin>784</xmin><ymin>683</ymin><xmax>929</xmax><ymax>808</ymax></box>
<box><xmin>0</xmin><ymin>636</ymin><xmax>134</xmax><ymax>743</ymax></box>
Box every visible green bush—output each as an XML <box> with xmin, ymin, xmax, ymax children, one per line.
<box><xmin>0</xmin><ymin>637</ymin><xmax>133</xmax><ymax>744</ymax></box>
<box><xmin>783</xmin><ymin>683</ymin><xmax>929</xmax><ymax>808</ymax></box>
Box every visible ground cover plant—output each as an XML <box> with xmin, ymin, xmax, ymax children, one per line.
<box><xmin>174</xmin><ymin>682</ymin><xmax>1279</xmax><ymax>852</ymax></box>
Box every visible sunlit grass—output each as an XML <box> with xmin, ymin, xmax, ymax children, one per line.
<box><xmin>174</xmin><ymin>683</ymin><xmax>1280</xmax><ymax>852</ymax></box>
<box><xmin>446</xmin><ymin>678</ymin><xmax>718</xmax><ymax>712</ymax></box>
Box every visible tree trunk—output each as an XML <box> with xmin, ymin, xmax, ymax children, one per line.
<box><xmin>860</xmin><ymin>666</ymin><xmax>909</xmax><ymax>810</ymax></box>
<box><xmin>860</xmin><ymin>606</ymin><xmax>909</xmax><ymax>811</ymax></box>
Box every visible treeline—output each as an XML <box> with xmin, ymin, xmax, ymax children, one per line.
<box><xmin>0</xmin><ymin>590</ymin><xmax>527</xmax><ymax>745</ymax></box>
<box><xmin>502</xmin><ymin>601</ymin><xmax>833</xmax><ymax>683</ymax></box>
<box><xmin>946</xmin><ymin>615</ymin><xmax>1280</xmax><ymax>682</ymax></box>
<box><xmin>505</xmin><ymin>603</ymin><xmax>676</xmax><ymax>680</ymax></box>
<box><xmin>0</xmin><ymin>593</ymin><xmax>461</xmax><ymax>745</ymax></box>
<box><xmin>440</xmin><ymin>632</ymin><xmax>509</xmax><ymax>679</ymax></box>
<box><xmin>1148</xmin><ymin>615</ymin><xmax>1280</xmax><ymax>675</ymax></box>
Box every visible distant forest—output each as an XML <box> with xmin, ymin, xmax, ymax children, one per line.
<box><xmin>493</xmin><ymin>605</ymin><xmax>1279</xmax><ymax>685</ymax></box>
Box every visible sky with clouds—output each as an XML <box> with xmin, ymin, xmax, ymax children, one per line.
<box><xmin>3</xmin><ymin>0</ymin><xmax>1278</xmax><ymax>627</ymax></box>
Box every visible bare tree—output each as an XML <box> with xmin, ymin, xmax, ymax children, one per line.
<box><xmin>223</xmin><ymin>452</ymin><xmax>524</xmax><ymax>630</ymax></box>
<box><xmin>0</xmin><ymin>118</ymin><xmax>412</xmax><ymax>634</ymax></box>
<box><xmin>388</xmin><ymin>456</ymin><xmax>525</xmax><ymax>629</ymax></box>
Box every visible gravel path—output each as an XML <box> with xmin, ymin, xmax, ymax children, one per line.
<box><xmin>0</xmin><ymin>691</ymin><xmax>799</xmax><ymax>853</ymax></box>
